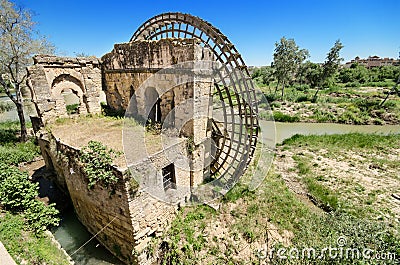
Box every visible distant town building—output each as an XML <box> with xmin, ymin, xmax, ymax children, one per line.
<box><xmin>344</xmin><ymin>55</ymin><xmax>400</xmax><ymax>68</ymax></box>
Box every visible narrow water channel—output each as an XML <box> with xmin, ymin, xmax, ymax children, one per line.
<box><xmin>52</xmin><ymin>208</ymin><xmax>123</xmax><ymax>265</ymax></box>
<box><xmin>35</xmin><ymin>175</ymin><xmax>123</xmax><ymax>265</ymax></box>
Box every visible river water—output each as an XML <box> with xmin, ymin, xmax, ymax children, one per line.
<box><xmin>260</xmin><ymin>121</ymin><xmax>400</xmax><ymax>145</ymax></box>
<box><xmin>1</xmin><ymin>97</ymin><xmax>399</xmax><ymax>264</ymax></box>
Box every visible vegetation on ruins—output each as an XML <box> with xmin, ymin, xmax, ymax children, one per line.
<box><xmin>66</xmin><ymin>103</ymin><xmax>79</xmax><ymax>115</ymax></box>
<box><xmin>0</xmin><ymin>0</ymin><xmax>54</xmax><ymax>142</ymax></box>
<box><xmin>80</xmin><ymin>140</ymin><xmax>121</xmax><ymax>190</ymax></box>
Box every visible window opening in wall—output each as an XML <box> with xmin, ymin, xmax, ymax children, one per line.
<box><xmin>162</xmin><ymin>164</ymin><xmax>176</xmax><ymax>190</ymax></box>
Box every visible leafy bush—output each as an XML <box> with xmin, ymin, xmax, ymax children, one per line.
<box><xmin>66</xmin><ymin>103</ymin><xmax>79</xmax><ymax>114</ymax></box>
<box><xmin>100</xmin><ymin>102</ymin><xmax>125</xmax><ymax>118</ymax></box>
<box><xmin>0</xmin><ymin>163</ymin><xmax>59</xmax><ymax>234</ymax></box>
<box><xmin>263</xmin><ymin>93</ymin><xmax>280</xmax><ymax>103</ymax></box>
<box><xmin>295</xmin><ymin>95</ymin><xmax>311</xmax><ymax>102</ymax></box>
<box><xmin>25</xmin><ymin>200</ymin><xmax>60</xmax><ymax>235</ymax></box>
<box><xmin>273</xmin><ymin>111</ymin><xmax>300</xmax><ymax>122</ymax></box>
<box><xmin>80</xmin><ymin>140</ymin><xmax>120</xmax><ymax>190</ymax></box>
<box><xmin>0</xmin><ymin>164</ymin><xmax>37</xmax><ymax>210</ymax></box>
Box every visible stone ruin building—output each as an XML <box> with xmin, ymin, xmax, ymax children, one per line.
<box><xmin>27</xmin><ymin>13</ymin><xmax>260</xmax><ymax>264</ymax></box>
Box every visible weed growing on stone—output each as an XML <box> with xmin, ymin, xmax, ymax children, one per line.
<box><xmin>80</xmin><ymin>140</ymin><xmax>121</xmax><ymax>190</ymax></box>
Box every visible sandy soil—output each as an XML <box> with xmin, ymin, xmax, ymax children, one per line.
<box><xmin>274</xmin><ymin>145</ymin><xmax>400</xmax><ymax>222</ymax></box>
<box><xmin>49</xmin><ymin>117</ymin><xmax>173</xmax><ymax>168</ymax></box>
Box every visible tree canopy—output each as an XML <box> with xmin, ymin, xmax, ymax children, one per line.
<box><xmin>0</xmin><ymin>0</ymin><xmax>54</xmax><ymax>141</ymax></box>
<box><xmin>272</xmin><ymin>37</ymin><xmax>309</xmax><ymax>99</ymax></box>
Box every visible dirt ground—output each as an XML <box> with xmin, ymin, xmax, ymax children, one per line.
<box><xmin>49</xmin><ymin>117</ymin><xmax>172</xmax><ymax>168</ymax></box>
<box><xmin>274</xmin><ymin>145</ymin><xmax>400</xmax><ymax>222</ymax></box>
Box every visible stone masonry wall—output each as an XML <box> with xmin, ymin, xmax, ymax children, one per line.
<box><xmin>101</xmin><ymin>39</ymin><xmax>213</xmax><ymax>125</ymax></box>
<box><xmin>38</xmin><ymin>132</ymin><xmax>136</xmax><ymax>263</ymax></box>
<box><xmin>38</xmin><ymin>130</ymin><xmax>180</xmax><ymax>264</ymax></box>
<box><xmin>27</xmin><ymin>55</ymin><xmax>103</xmax><ymax>123</ymax></box>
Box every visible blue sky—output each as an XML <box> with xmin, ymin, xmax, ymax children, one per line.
<box><xmin>15</xmin><ymin>0</ymin><xmax>400</xmax><ymax>66</ymax></box>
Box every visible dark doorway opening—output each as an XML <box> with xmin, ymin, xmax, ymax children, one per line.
<box><xmin>145</xmin><ymin>87</ymin><xmax>161</xmax><ymax>124</ymax></box>
<box><xmin>162</xmin><ymin>164</ymin><xmax>176</xmax><ymax>190</ymax></box>
<box><xmin>149</xmin><ymin>99</ymin><xmax>161</xmax><ymax>123</ymax></box>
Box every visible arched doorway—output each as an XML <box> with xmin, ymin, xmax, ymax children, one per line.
<box><xmin>61</xmin><ymin>88</ymin><xmax>80</xmax><ymax>114</ymax></box>
<box><xmin>51</xmin><ymin>75</ymin><xmax>86</xmax><ymax>116</ymax></box>
<box><xmin>145</xmin><ymin>87</ymin><xmax>161</xmax><ymax>124</ymax></box>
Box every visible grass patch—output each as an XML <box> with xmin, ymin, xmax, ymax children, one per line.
<box><xmin>0</xmin><ymin>121</ymin><xmax>39</xmax><ymax>165</ymax></box>
<box><xmin>0</xmin><ymin>140</ymin><xmax>40</xmax><ymax>165</ymax></box>
<box><xmin>273</xmin><ymin>111</ymin><xmax>300</xmax><ymax>122</ymax></box>
<box><xmin>157</xmin><ymin>205</ymin><xmax>216</xmax><ymax>263</ymax></box>
<box><xmin>0</xmin><ymin>101</ymin><xmax>14</xmax><ymax>113</ymax></box>
<box><xmin>0</xmin><ymin>213</ymin><xmax>70</xmax><ymax>265</ymax></box>
<box><xmin>281</xmin><ymin>133</ymin><xmax>399</xmax><ymax>151</ymax></box>
<box><xmin>158</xmin><ymin>133</ymin><xmax>400</xmax><ymax>264</ymax></box>
<box><xmin>304</xmin><ymin>177</ymin><xmax>339</xmax><ymax>212</ymax></box>
<box><xmin>0</xmin><ymin>120</ymin><xmax>20</xmax><ymax>143</ymax></box>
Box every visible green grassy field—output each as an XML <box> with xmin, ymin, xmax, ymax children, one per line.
<box><xmin>155</xmin><ymin>133</ymin><xmax>400</xmax><ymax>264</ymax></box>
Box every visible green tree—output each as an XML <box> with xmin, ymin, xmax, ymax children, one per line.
<box><xmin>338</xmin><ymin>63</ymin><xmax>369</xmax><ymax>84</ymax></box>
<box><xmin>313</xmin><ymin>40</ymin><xmax>343</xmax><ymax>101</ymax></box>
<box><xmin>302</xmin><ymin>61</ymin><xmax>323</xmax><ymax>88</ymax></box>
<box><xmin>0</xmin><ymin>0</ymin><xmax>54</xmax><ymax>142</ymax></box>
<box><xmin>378</xmin><ymin>65</ymin><xmax>399</xmax><ymax>81</ymax></box>
<box><xmin>272</xmin><ymin>37</ymin><xmax>309</xmax><ymax>99</ymax></box>
<box><xmin>252</xmin><ymin>66</ymin><xmax>274</xmax><ymax>91</ymax></box>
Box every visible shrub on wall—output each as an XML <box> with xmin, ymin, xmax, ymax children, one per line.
<box><xmin>79</xmin><ymin>140</ymin><xmax>120</xmax><ymax>190</ymax></box>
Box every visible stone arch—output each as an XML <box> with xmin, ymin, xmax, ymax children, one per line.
<box><xmin>51</xmin><ymin>74</ymin><xmax>87</xmax><ymax>116</ymax></box>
